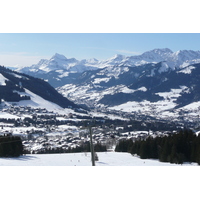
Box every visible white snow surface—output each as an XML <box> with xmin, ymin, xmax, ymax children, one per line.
<box><xmin>0</xmin><ymin>112</ymin><xmax>20</xmax><ymax>119</ymax></box>
<box><xmin>181</xmin><ymin>101</ymin><xmax>200</xmax><ymax>110</ymax></box>
<box><xmin>178</xmin><ymin>65</ymin><xmax>196</xmax><ymax>74</ymax></box>
<box><xmin>109</xmin><ymin>100</ymin><xmax>177</xmax><ymax>114</ymax></box>
<box><xmin>92</xmin><ymin>77</ymin><xmax>111</xmax><ymax>84</ymax></box>
<box><xmin>0</xmin><ymin>73</ymin><xmax>8</xmax><ymax>85</ymax></box>
<box><xmin>4</xmin><ymin>88</ymin><xmax>74</xmax><ymax>115</ymax></box>
<box><xmin>0</xmin><ymin>152</ymin><xmax>197</xmax><ymax>166</ymax></box>
<box><xmin>108</xmin><ymin>86</ymin><xmax>189</xmax><ymax>118</ymax></box>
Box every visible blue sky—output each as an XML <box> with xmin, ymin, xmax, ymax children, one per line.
<box><xmin>1</xmin><ymin>1</ymin><xmax>200</xmax><ymax>67</ymax></box>
<box><xmin>1</xmin><ymin>33</ymin><xmax>200</xmax><ymax>67</ymax></box>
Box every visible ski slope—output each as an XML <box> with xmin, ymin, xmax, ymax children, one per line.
<box><xmin>0</xmin><ymin>152</ymin><xmax>197</xmax><ymax>166</ymax></box>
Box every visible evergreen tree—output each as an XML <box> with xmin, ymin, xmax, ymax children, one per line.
<box><xmin>115</xmin><ymin>129</ymin><xmax>200</xmax><ymax>165</ymax></box>
<box><xmin>0</xmin><ymin>136</ymin><xmax>23</xmax><ymax>157</ymax></box>
<box><xmin>170</xmin><ymin>144</ymin><xmax>178</xmax><ymax>164</ymax></box>
<box><xmin>139</xmin><ymin>141</ymin><xmax>149</xmax><ymax>159</ymax></box>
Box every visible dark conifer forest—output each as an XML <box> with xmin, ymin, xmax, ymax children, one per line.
<box><xmin>0</xmin><ymin>135</ymin><xmax>23</xmax><ymax>157</ymax></box>
<box><xmin>115</xmin><ymin>129</ymin><xmax>200</xmax><ymax>165</ymax></box>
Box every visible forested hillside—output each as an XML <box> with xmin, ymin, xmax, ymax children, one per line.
<box><xmin>115</xmin><ymin>129</ymin><xmax>200</xmax><ymax>165</ymax></box>
<box><xmin>0</xmin><ymin>65</ymin><xmax>77</xmax><ymax>108</ymax></box>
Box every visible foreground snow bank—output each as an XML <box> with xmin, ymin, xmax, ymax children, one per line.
<box><xmin>0</xmin><ymin>152</ymin><xmax>197</xmax><ymax>166</ymax></box>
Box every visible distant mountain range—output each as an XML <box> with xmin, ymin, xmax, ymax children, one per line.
<box><xmin>16</xmin><ymin>48</ymin><xmax>200</xmax><ymax>87</ymax></box>
<box><xmin>13</xmin><ymin>48</ymin><xmax>200</xmax><ymax>120</ymax></box>
<box><xmin>17</xmin><ymin>48</ymin><xmax>200</xmax><ymax>72</ymax></box>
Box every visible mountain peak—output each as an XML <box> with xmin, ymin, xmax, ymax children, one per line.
<box><xmin>85</xmin><ymin>58</ymin><xmax>99</xmax><ymax>63</ymax></box>
<box><xmin>145</xmin><ymin>48</ymin><xmax>173</xmax><ymax>55</ymax></box>
<box><xmin>109</xmin><ymin>54</ymin><xmax>125</xmax><ymax>61</ymax></box>
<box><xmin>51</xmin><ymin>53</ymin><xmax>67</xmax><ymax>60</ymax></box>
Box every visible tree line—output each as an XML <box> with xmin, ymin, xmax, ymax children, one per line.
<box><xmin>0</xmin><ymin>135</ymin><xmax>23</xmax><ymax>157</ymax></box>
<box><xmin>115</xmin><ymin>129</ymin><xmax>200</xmax><ymax>165</ymax></box>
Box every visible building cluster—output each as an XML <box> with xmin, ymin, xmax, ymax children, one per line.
<box><xmin>2</xmin><ymin>106</ymin><xmax>53</xmax><ymax>116</ymax></box>
<box><xmin>0</xmin><ymin>105</ymin><xmax>177</xmax><ymax>154</ymax></box>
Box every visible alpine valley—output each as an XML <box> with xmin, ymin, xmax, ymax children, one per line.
<box><xmin>2</xmin><ymin>48</ymin><xmax>200</xmax><ymax>164</ymax></box>
<box><xmin>16</xmin><ymin>48</ymin><xmax>200</xmax><ymax>126</ymax></box>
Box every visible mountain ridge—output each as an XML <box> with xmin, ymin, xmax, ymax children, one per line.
<box><xmin>0</xmin><ymin>65</ymin><xmax>78</xmax><ymax>109</ymax></box>
<box><xmin>14</xmin><ymin>48</ymin><xmax>200</xmax><ymax>88</ymax></box>
<box><xmin>16</xmin><ymin>47</ymin><xmax>200</xmax><ymax>75</ymax></box>
<box><xmin>12</xmin><ymin>48</ymin><xmax>200</xmax><ymax>121</ymax></box>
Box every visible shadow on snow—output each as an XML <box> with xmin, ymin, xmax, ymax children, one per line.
<box><xmin>0</xmin><ymin>155</ymin><xmax>39</xmax><ymax>161</ymax></box>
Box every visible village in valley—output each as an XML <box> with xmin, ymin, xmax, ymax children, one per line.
<box><xmin>0</xmin><ymin>104</ymin><xmax>185</xmax><ymax>155</ymax></box>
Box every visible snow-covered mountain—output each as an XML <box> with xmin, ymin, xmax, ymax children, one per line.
<box><xmin>108</xmin><ymin>48</ymin><xmax>200</xmax><ymax>70</ymax></box>
<box><xmin>17</xmin><ymin>53</ymin><xmax>99</xmax><ymax>74</ymax></box>
<box><xmin>57</xmin><ymin>61</ymin><xmax>200</xmax><ymax>121</ymax></box>
<box><xmin>16</xmin><ymin>48</ymin><xmax>200</xmax><ymax>87</ymax></box>
<box><xmin>18</xmin><ymin>48</ymin><xmax>200</xmax><ymax>73</ymax></box>
<box><xmin>0</xmin><ymin>65</ymin><xmax>77</xmax><ymax>110</ymax></box>
<box><xmin>14</xmin><ymin>48</ymin><xmax>200</xmax><ymax>121</ymax></box>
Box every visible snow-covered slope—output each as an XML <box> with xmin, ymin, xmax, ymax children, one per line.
<box><xmin>0</xmin><ymin>152</ymin><xmax>196</xmax><ymax>166</ymax></box>
<box><xmin>0</xmin><ymin>73</ymin><xmax>8</xmax><ymax>85</ymax></box>
<box><xmin>3</xmin><ymin>88</ymin><xmax>67</xmax><ymax>112</ymax></box>
<box><xmin>0</xmin><ymin>65</ymin><xmax>77</xmax><ymax>109</ymax></box>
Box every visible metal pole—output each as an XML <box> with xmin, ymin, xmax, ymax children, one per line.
<box><xmin>89</xmin><ymin>125</ymin><xmax>95</xmax><ymax>166</ymax></box>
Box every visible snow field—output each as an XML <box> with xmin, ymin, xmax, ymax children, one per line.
<box><xmin>0</xmin><ymin>73</ymin><xmax>8</xmax><ymax>85</ymax></box>
<box><xmin>1</xmin><ymin>153</ymin><xmax>198</xmax><ymax>200</ymax></box>
<box><xmin>0</xmin><ymin>152</ymin><xmax>197</xmax><ymax>166</ymax></box>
